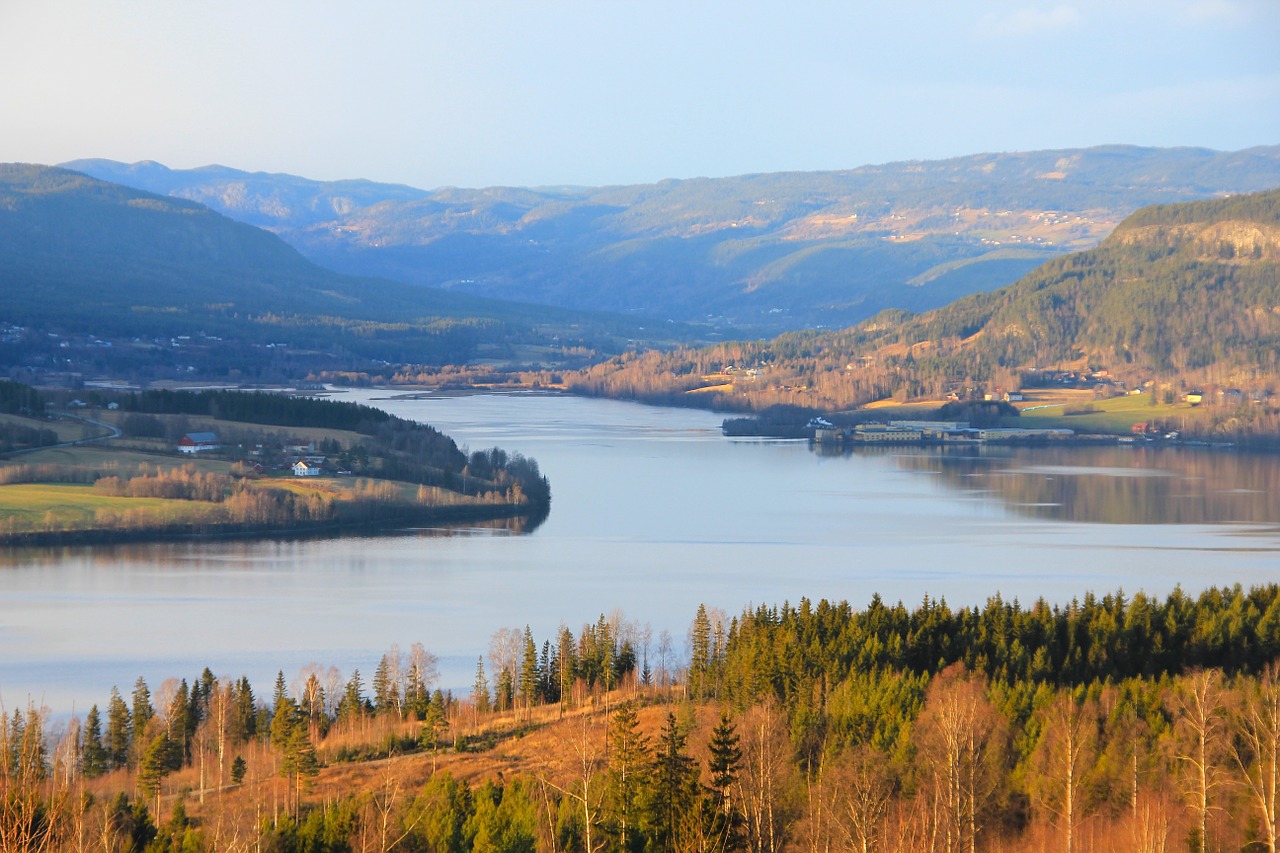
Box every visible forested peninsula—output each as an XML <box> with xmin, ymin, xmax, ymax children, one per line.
<box><xmin>0</xmin><ymin>382</ymin><xmax>550</xmax><ymax>545</ymax></box>
<box><xmin>4</xmin><ymin>583</ymin><xmax>1279</xmax><ymax>852</ymax></box>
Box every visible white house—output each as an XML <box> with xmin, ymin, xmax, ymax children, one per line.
<box><xmin>292</xmin><ymin>460</ymin><xmax>322</xmax><ymax>477</ymax></box>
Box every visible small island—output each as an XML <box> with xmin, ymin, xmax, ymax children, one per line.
<box><xmin>0</xmin><ymin>381</ymin><xmax>550</xmax><ymax>546</ymax></box>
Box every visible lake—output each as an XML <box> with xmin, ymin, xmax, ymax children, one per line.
<box><xmin>3</xmin><ymin>390</ymin><xmax>1279</xmax><ymax>715</ymax></box>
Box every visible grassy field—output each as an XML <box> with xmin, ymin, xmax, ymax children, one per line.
<box><xmin>0</xmin><ymin>483</ymin><xmax>221</xmax><ymax>531</ymax></box>
<box><xmin>14</xmin><ymin>443</ymin><xmax>232</xmax><ymax>473</ymax></box>
<box><xmin>1015</xmin><ymin>389</ymin><xmax>1209</xmax><ymax>433</ymax></box>
<box><xmin>0</xmin><ymin>412</ymin><xmax>101</xmax><ymax>443</ymax></box>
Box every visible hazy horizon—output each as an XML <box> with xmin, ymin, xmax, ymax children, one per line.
<box><xmin>3</xmin><ymin>0</ymin><xmax>1277</xmax><ymax>190</ymax></box>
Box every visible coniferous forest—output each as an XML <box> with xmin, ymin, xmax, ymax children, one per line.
<box><xmin>3</xmin><ymin>584</ymin><xmax>1279</xmax><ymax>852</ymax></box>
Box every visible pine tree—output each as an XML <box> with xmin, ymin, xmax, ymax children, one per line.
<box><xmin>131</xmin><ymin>677</ymin><xmax>154</xmax><ymax>763</ymax></box>
<box><xmin>106</xmin><ymin>687</ymin><xmax>132</xmax><ymax>771</ymax></box>
<box><xmin>372</xmin><ymin>653</ymin><xmax>399</xmax><ymax>715</ymax></box>
<box><xmin>269</xmin><ymin>673</ymin><xmax>299</xmax><ymax>754</ymax></box>
<box><xmin>338</xmin><ymin>669</ymin><xmax>366</xmax><ymax>723</ymax></box>
<box><xmin>233</xmin><ymin>676</ymin><xmax>257</xmax><ymax>740</ymax></box>
<box><xmin>82</xmin><ymin>704</ymin><xmax>108</xmax><ymax>778</ymax></box>
<box><xmin>519</xmin><ymin>625</ymin><xmax>539</xmax><ymax>714</ymax></box>
<box><xmin>648</xmin><ymin>712</ymin><xmax>700</xmax><ymax>852</ymax></box>
<box><xmin>606</xmin><ymin>702</ymin><xmax>651</xmax><ymax>853</ymax></box>
<box><xmin>137</xmin><ymin>732</ymin><xmax>172</xmax><ymax>812</ymax></box>
<box><xmin>165</xmin><ymin>680</ymin><xmax>191</xmax><ymax>770</ymax></box>
<box><xmin>472</xmin><ymin>657</ymin><xmax>491</xmax><ymax>723</ymax></box>
<box><xmin>690</xmin><ymin>605</ymin><xmax>712</xmax><ymax>699</ymax></box>
<box><xmin>558</xmin><ymin>625</ymin><xmax>578</xmax><ymax>712</ymax></box>
<box><xmin>271</xmin><ymin>671</ymin><xmax>288</xmax><ymax>710</ymax></box>
<box><xmin>705</xmin><ymin>711</ymin><xmax>744</xmax><ymax>851</ymax></box>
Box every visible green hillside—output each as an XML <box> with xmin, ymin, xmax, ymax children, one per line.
<box><xmin>0</xmin><ymin>165</ymin><xmax>688</xmax><ymax>379</ymax></box>
<box><xmin>66</xmin><ymin>146</ymin><xmax>1280</xmax><ymax>332</ymax></box>
<box><xmin>860</xmin><ymin>187</ymin><xmax>1280</xmax><ymax>380</ymax></box>
<box><xmin>564</xmin><ymin>187</ymin><xmax>1280</xmax><ymax>430</ymax></box>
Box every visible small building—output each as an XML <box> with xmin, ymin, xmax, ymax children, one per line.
<box><xmin>178</xmin><ymin>432</ymin><xmax>221</xmax><ymax>454</ymax></box>
<box><xmin>292</xmin><ymin>460</ymin><xmax>322</xmax><ymax>477</ymax></box>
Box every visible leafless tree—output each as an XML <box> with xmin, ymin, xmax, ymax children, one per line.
<box><xmin>829</xmin><ymin>745</ymin><xmax>895</xmax><ymax>853</ymax></box>
<box><xmin>913</xmin><ymin>663</ymin><xmax>1005</xmax><ymax>853</ymax></box>
<box><xmin>740</xmin><ymin>700</ymin><xmax>796</xmax><ymax>853</ymax></box>
<box><xmin>1228</xmin><ymin>664</ymin><xmax>1280</xmax><ymax>853</ymax></box>
<box><xmin>1030</xmin><ymin>693</ymin><xmax>1099</xmax><ymax>853</ymax></box>
<box><xmin>1169</xmin><ymin>669</ymin><xmax>1228</xmax><ymax>853</ymax></box>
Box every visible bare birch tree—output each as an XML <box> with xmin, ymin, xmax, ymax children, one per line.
<box><xmin>1169</xmin><ymin>669</ymin><xmax>1228</xmax><ymax>853</ymax></box>
<box><xmin>1030</xmin><ymin>692</ymin><xmax>1098</xmax><ymax>853</ymax></box>
<box><xmin>1229</xmin><ymin>665</ymin><xmax>1280</xmax><ymax>853</ymax></box>
<box><xmin>913</xmin><ymin>663</ymin><xmax>1005</xmax><ymax>853</ymax></box>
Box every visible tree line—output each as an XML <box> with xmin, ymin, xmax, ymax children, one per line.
<box><xmin>3</xmin><ymin>584</ymin><xmax>1279</xmax><ymax>851</ymax></box>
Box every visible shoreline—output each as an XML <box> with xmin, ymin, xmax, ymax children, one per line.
<box><xmin>0</xmin><ymin>501</ymin><xmax>543</xmax><ymax>550</ymax></box>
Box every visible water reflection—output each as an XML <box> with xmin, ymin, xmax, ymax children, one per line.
<box><xmin>815</xmin><ymin>443</ymin><xmax>1280</xmax><ymax>524</ymax></box>
<box><xmin>0</xmin><ymin>514</ymin><xmax>537</xmax><ymax>569</ymax></box>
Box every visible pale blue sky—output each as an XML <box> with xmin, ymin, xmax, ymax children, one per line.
<box><xmin>2</xmin><ymin>0</ymin><xmax>1277</xmax><ymax>189</ymax></box>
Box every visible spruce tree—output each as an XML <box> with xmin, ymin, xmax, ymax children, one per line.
<box><xmin>647</xmin><ymin>712</ymin><xmax>699</xmax><ymax>852</ymax></box>
<box><xmin>338</xmin><ymin>669</ymin><xmax>366</xmax><ymax>722</ymax></box>
<box><xmin>131</xmin><ymin>677</ymin><xmax>154</xmax><ymax>762</ymax></box>
<box><xmin>705</xmin><ymin>711</ymin><xmax>744</xmax><ymax>851</ymax></box>
<box><xmin>82</xmin><ymin>704</ymin><xmax>108</xmax><ymax>778</ymax></box>
<box><xmin>105</xmin><ymin>687</ymin><xmax>132</xmax><ymax>771</ymax></box>
<box><xmin>690</xmin><ymin>605</ymin><xmax>712</xmax><ymax>699</ymax></box>
<box><xmin>606</xmin><ymin>702</ymin><xmax>651</xmax><ymax>853</ymax></box>
<box><xmin>472</xmin><ymin>657</ymin><xmax>491</xmax><ymax>721</ymax></box>
<box><xmin>519</xmin><ymin>626</ymin><xmax>539</xmax><ymax>713</ymax></box>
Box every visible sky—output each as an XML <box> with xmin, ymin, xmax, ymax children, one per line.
<box><xmin>2</xmin><ymin>0</ymin><xmax>1278</xmax><ymax>190</ymax></box>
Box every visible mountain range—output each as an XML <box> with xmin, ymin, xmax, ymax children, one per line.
<box><xmin>0</xmin><ymin>164</ymin><xmax>679</xmax><ymax>379</ymax></box>
<box><xmin>65</xmin><ymin>145</ymin><xmax>1280</xmax><ymax>332</ymax></box>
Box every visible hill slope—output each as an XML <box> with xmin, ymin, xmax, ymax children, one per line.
<box><xmin>65</xmin><ymin>146</ymin><xmax>1280</xmax><ymax>332</ymax></box>
<box><xmin>0</xmin><ymin>165</ymin><xmax>674</xmax><ymax>377</ymax></box>
<box><xmin>843</xmin><ymin>188</ymin><xmax>1280</xmax><ymax>382</ymax></box>
<box><xmin>564</xmin><ymin>187</ymin><xmax>1280</xmax><ymax>416</ymax></box>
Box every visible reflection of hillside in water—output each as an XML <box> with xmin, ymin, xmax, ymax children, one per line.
<box><xmin>818</xmin><ymin>444</ymin><xmax>1280</xmax><ymax>524</ymax></box>
<box><xmin>0</xmin><ymin>513</ymin><xmax>539</xmax><ymax>568</ymax></box>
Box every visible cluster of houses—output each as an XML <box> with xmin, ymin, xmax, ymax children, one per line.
<box><xmin>176</xmin><ymin>433</ymin><xmax>348</xmax><ymax>477</ymax></box>
<box><xmin>810</xmin><ymin>419</ymin><xmax>1075</xmax><ymax>445</ymax></box>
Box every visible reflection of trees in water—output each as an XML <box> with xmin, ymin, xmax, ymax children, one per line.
<box><xmin>0</xmin><ymin>510</ymin><xmax>546</xmax><ymax>567</ymax></box>
<box><xmin>821</xmin><ymin>444</ymin><xmax>1280</xmax><ymax>524</ymax></box>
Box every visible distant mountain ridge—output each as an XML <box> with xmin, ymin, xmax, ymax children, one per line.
<box><xmin>0</xmin><ymin>164</ymin><xmax>669</xmax><ymax>376</ymax></box>
<box><xmin>64</xmin><ymin>146</ymin><xmax>1280</xmax><ymax>332</ymax></box>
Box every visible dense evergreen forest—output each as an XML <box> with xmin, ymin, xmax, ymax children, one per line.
<box><xmin>4</xmin><ymin>584</ymin><xmax>1278</xmax><ymax>852</ymax></box>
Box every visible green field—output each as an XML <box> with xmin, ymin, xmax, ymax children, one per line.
<box><xmin>16</xmin><ymin>443</ymin><xmax>233</xmax><ymax>473</ymax></box>
<box><xmin>1017</xmin><ymin>392</ymin><xmax>1206</xmax><ymax>433</ymax></box>
<box><xmin>0</xmin><ymin>482</ymin><xmax>221</xmax><ymax>531</ymax></box>
<box><xmin>0</xmin><ymin>412</ymin><xmax>102</xmax><ymax>444</ymax></box>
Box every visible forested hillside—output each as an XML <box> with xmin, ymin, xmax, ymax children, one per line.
<box><xmin>566</xmin><ymin>187</ymin><xmax>1280</xmax><ymax>431</ymax></box>
<box><xmin>4</xmin><ymin>584</ymin><xmax>1278</xmax><ymax>852</ymax></box>
<box><xmin>0</xmin><ymin>165</ymin><xmax>680</xmax><ymax>381</ymax></box>
<box><xmin>65</xmin><ymin>146</ymin><xmax>1280</xmax><ymax>332</ymax></box>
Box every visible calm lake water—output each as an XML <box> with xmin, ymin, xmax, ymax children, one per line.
<box><xmin>4</xmin><ymin>390</ymin><xmax>1280</xmax><ymax>715</ymax></box>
